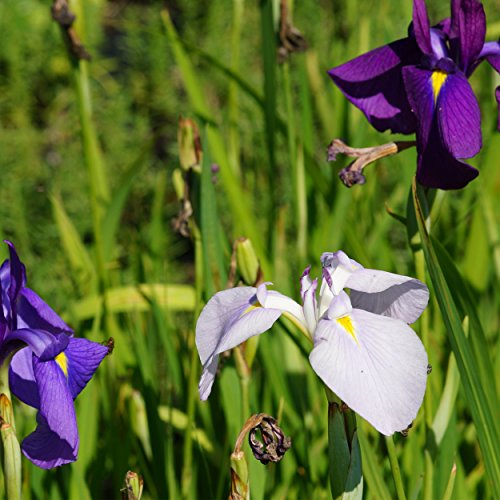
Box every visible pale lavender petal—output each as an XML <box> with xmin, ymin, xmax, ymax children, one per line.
<box><xmin>9</xmin><ymin>348</ymin><xmax>39</xmax><ymax>409</ymax></box>
<box><xmin>328</xmin><ymin>38</ymin><xmax>420</xmax><ymax>134</ymax></box>
<box><xmin>63</xmin><ymin>337</ymin><xmax>109</xmax><ymax>399</ymax></box>
<box><xmin>196</xmin><ymin>286</ymin><xmax>287</xmax><ymax>399</ymax></box>
<box><xmin>412</xmin><ymin>0</ymin><xmax>432</xmax><ymax>54</ymax></box>
<box><xmin>437</xmin><ymin>71</ymin><xmax>481</xmax><ymax>158</ymax></box>
<box><xmin>309</xmin><ymin>308</ymin><xmax>428</xmax><ymax>435</ymax></box>
<box><xmin>22</xmin><ymin>358</ymin><xmax>78</xmax><ymax>468</ymax></box>
<box><xmin>196</xmin><ymin>287</ymin><xmax>257</xmax><ymax>365</ymax></box>
<box><xmin>302</xmin><ymin>277</ymin><xmax>318</xmax><ymax>333</ymax></box>
<box><xmin>347</xmin><ymin>269</ymin><xmax>429</xmax><ymax>324</ymax></box>
<box><xmin>199</xmin><ymin>355</ymin><xmax>219</xmax><ymax>401</ymax></box>
<box><xmin>321</xmin><ymin>251</ymin><xmax>363</xmax><ymax>295</ymax></box>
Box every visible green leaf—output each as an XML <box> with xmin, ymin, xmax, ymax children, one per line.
<box><xmin>411</xmin><ymin>179</ymin><xmax>500</xmax><ymax>491</ymax></box>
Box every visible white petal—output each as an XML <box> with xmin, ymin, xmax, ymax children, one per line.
<box><xmin>302</xmin><ymin>278</ymin><xmax>318</xmax><ymax>333</ymax></box>
<box><xmin>309</xmin><ymin>309</ymin><xmax>428</xmax><ymax>435</ymax></box>
<box><xmin>196</xmin><ymin>287</ymin><xmax>257</xmax><ymax>365</ymax></box>
<box><xmin>347</xmin><ymin>269</ymin><xmax>429</xmax><ymax>323</ymax></box>
<box><xmin>199</xmin><ymin>355</ymin><xmax>219</xmax><ymax>400</ymax></box>
<box><xmin>257</xmin><ymin>288</ymin><xmax>306</xmax><ymax>326</ymax></box>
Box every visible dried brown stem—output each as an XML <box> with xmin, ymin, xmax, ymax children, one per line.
<box><xmin>327</xmin><ymin>138</ymin><xmax>416</xmax><ymax>187</ymax></box>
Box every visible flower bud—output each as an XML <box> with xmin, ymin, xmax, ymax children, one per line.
<box><xmin>121</xmin><ymin>470</ymin><xmax>144</xmax><ymax>500</ymax></box>
<box><xmin>235</xmin><ymin>238</ymin><xmax>260</xmax><ymax>286</ymax></box>
<box><xmin>177</xmin><ymin>117</ymin><xmax>201</xmax><ymax>171</ymax></box>
<box><xmin>229</xmin><ymin>451</ymin><xmax>249</xmax><ymax>500</ymax></box>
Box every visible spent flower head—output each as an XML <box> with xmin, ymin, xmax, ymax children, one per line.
<box><xmin>196</xmin><ymin>250</ymin><xmax>429</xmax><ymax>435</ymax></box>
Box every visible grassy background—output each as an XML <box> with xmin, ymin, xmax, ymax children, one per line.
<box><xmin>0</xmin><ymin>0</ymin><xmax>498</xmax><ymax>498</ymax></box>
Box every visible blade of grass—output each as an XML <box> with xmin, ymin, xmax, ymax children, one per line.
<box><xmin>411</xmin><ymin>179</ymin><xmax>500</xmax><ymax>492</ymax></box>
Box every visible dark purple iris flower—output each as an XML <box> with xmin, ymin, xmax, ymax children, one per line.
<box><xmin>0</xmin><ymin>241</ymin><xmax>109</xmax><ymax>469</ymax></box>
<box><xmin>328</xmin><ymin>0</ymin><xmax>500</xmax><ymax>189</ymax></box>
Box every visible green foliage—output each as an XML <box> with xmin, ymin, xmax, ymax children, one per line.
<box><xmin>0</xmin><ymin>0</ymin><xmax>498</xmax><ymax>498</ymax></box>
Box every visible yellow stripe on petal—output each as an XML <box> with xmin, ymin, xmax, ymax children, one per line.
<box><xmin>337</xmin><ymin>315</ymin><xmax>359</xmax><ymax>345</ymax></box>
<box><xmin>431</xmin><ymin>70</ymin><xmax>448</xmax><ymax>103</ymax></box>
<box><xmin>55</xmin><ymin>352</ymin><xmax>68</xmax><ymax>377</ymax></box>
<box><xmin>242</xmin><ymin>303</ymin><xmax>261</xmax><ymax>316</ymax></box>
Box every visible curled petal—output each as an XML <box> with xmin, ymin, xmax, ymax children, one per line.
<box><xmin>347</xmin><ymin>269</ymin><xmax>429</xmax><ymax>323</ymax></box>
<box><xmin>302</xmin><ymin>278</ymin><xmax>318</xmax><ymax>333</ymax></box>
<box><xmin>321</xmin><ymin>251</ymin><xmax>363</xmax><ymax>295</ymax></box>
<box><xmin>310</xmin><ymin>308</ymin><xmax>428</xmax><ymax>435</ymax></box>
<box><xmin>2</xmin><ymin>328</ymin><xmax>69</xmax><ymax>362</ymax></box>
<box><xmin>328</xmin><ymin>38</ymin><xmax>420</xmax><ymax>134</ymax></box>
<box><xmin>22</xmin><ymin>357</ymin><xmax>78</xmax><ymax>468</ymax></box>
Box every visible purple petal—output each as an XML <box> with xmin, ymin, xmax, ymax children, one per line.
<box><xmin>17</xmin><ymin>288</ymin><xmax>73</xmax><ymax>335</ymax></box>
<box><xmin>403</xmin><ymin>65</ymin><xmax>479</xmax><ymax>189</ymax></box>
<box><xmin>5</xmin><ymin>241</ymin><xmax>26</xmax><ymax>317</ymax></box>
<box><xmin>21</xmin><ymin>358</ymin><xmax>78</xmax><ymax>469</ymax></box>
<box><xmin>328</xmin><ymin>38</ymin><xmax>420</xmax><ymax>134</ymax></box>
<box><xmin>3</xmin><ymin>328</ymin><xmax>69</xmax><ymax>361</ymax></box>
<box><xmin>451</xmin><ymin>0</ymin><xmax>486</xmax><ymax>74</ymax></box>
<box><xmin>9</xmin><ymin>348</ymin><xmax>40</xmax><ymax>409</ymax></box>
<box><xmin>436</xmin><ymin>71</ymin><xmax>481</xmax><ymax>158</ymax></box>
<box><xmin>63</xmin><ymin>337</ymin><xmax>109</xmax><ymax>399</ymax></box>
<box><xmin>412</xmin><ymin>0</ymin><xmax>432</xmax><ymax>54</ymax></box>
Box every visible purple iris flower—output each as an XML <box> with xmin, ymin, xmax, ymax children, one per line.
<box><xmin>0</xmin><ymin>241</ymin><xmax>110</xmax><ymax>469</ymax></box>
<box><xmin>328</xmin><ymin>0</ymin><xmax>500</xmax><ymax>190</ymax></box>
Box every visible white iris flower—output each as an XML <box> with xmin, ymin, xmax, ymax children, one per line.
<box><xmin>196</xmin><ymin>251</ymin><xmax>429</xmax><ymax>435</ymax></box>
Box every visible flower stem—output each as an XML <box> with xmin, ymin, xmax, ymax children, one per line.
<box><xmin>385</xmin><ymin>435</ymin><xmax>406</xmax><ymax>500</ymax></box>
<box><xmin>0</xmin><ymin>360</ymin><xmax>21</xmax><ymax>500</ymax></box>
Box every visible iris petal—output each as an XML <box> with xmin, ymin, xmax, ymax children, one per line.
<box><xmin>437</xmin><ymin>71</ymin><xmax>482</xmax><ymax>158</ymax></box>
<box><xmin>347</xmin><ymin>269</ymin><xmax>429</xmax><ymax>324</ymax></box>
<box><xmin>64</xmin><ymin>338</ymin><xmax>109</xmax><ymax>399</ymax></box>
<box><xmin>451</xmin><ymin>0</ymin><xmax>486</xmax><ymax>74</ymax></box>
<box><xmin>328</xmin><ymin>37</ymin><xmax>420</xmax><ymax>134</ymax></box>
<box><xmin>22</xmin><ymin>357</ymin><xmax>78</xmax><ymax>469</ymax></box>
<box><xmin>309</xmin><ymin>308</ymin><xmax>428</xmax><ymax>435</ymax></box>
<box><xmin>9</xmin><ymin>348</ymin><xmax>39</xmax><ymax>409</ymax></box>
<box><xmin>412</xmin><ymin>0</ymin><xmax>432</xmax><ymax>54</ymax></box>
<box><xmin>403</xmin><ymin>65</ymin><xmax>479</xmax><ymax>189</ymax></box>
<box><xmin>196</xmin><ymin>286</ymin><xmax>286</xmax><ymax>400</ymax></box>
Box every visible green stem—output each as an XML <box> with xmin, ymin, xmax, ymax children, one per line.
<box><xmin>181</xmin><ymin>224</ymin><xmax>203</xmax><ymax>499</ymax></box>
<box><xmin>0</xmin><ymin>360</ymin><xmax>21</xmax><ymax>500</ymax></box>
<box><xmin>385</xmin><ymin>436</ymin><xmax>406</xmax><ymax>500</ymax></box>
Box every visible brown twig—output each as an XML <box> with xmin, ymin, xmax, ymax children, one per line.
<box><xmin>327</xmin><ymin>138</ymin><xmax>416</xmax><ymax>187</ymax></box>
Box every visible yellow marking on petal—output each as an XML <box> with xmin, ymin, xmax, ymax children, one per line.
<box><xmin>242</xmin><ymin>303</ymin><xmax>261</xmax><ymax>316</ymax></box>
<box><xmin>55</xmin><ymin>352</ymin><xmax>68</xmax><ymax>377</ymax></box>
<box><xmin>431</xmin><ymin>70</ymin><xmax>448</xmax><ymax>103</ymax></box>
<box><xmin>337</xmin><ymin>315</ymin><xmax>359</xmax><ymax>345</ymax></box>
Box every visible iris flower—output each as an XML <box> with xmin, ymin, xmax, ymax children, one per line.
<box><xmin>196</xmin><ymin>251</ymin><xmax>429</xmax><ymax>435</ymax></box>
<box><xmin>328</xmin><ymin>0</ymin><xmax>500</xmax><ymax>190</ymax></box>
<box><xmin>0</xmin><ymin>241</ymin><xmax>109</xmax><ymax>468</ymax></box>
